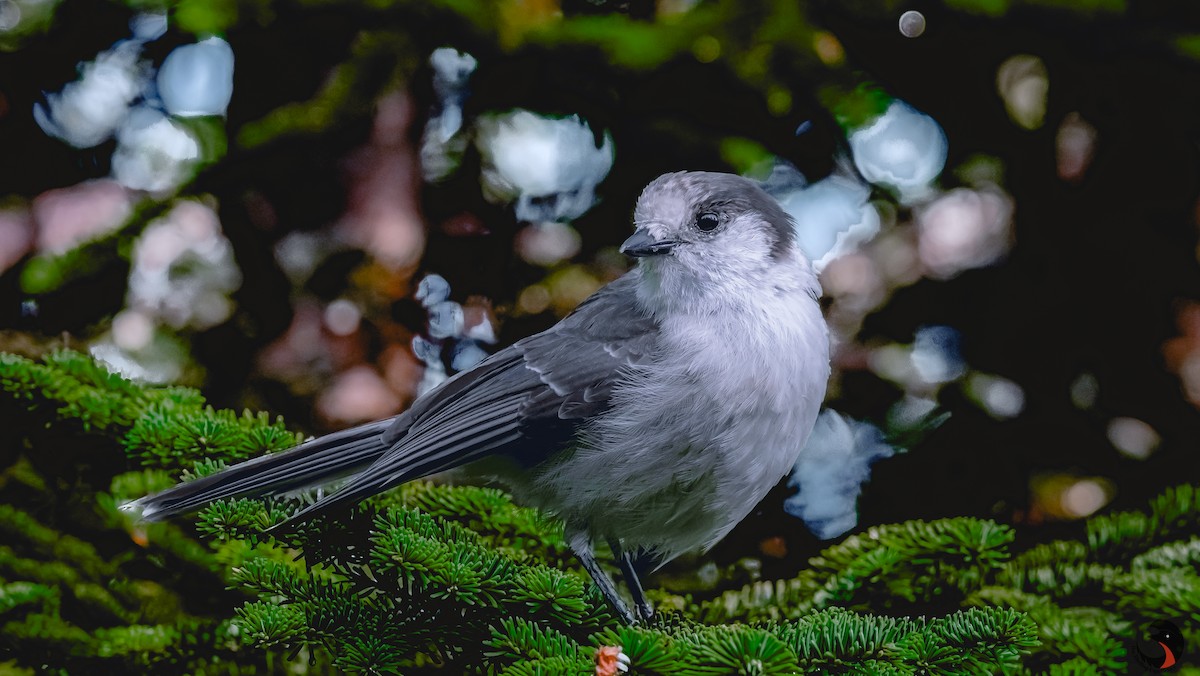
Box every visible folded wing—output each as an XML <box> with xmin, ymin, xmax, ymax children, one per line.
<box><xmin>278</xmin><ymin>272</ymin><xmax>660</xmax><ymax>525</ymax></box>
<box><xmin>134</xmin><ymin>272</ymin><xmax>659</xmax><ymax>524</ymax></box>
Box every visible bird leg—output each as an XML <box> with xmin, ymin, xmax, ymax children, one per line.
<box><xmin>608</xmin><ymin>537</ymin><xmax>654</xmax><ymax>622</ymax></box>
<box><xmin>566</xmin><ymin>527</ymin><xmax>635</xmax><ymax>625</ymax></box>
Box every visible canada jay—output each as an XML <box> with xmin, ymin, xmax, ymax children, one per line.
<box><xmin>128</xmin><ymin>171</ymin><xmax>831</xmax><ymax>624</ymax></box>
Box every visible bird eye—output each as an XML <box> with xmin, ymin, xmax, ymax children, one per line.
<box><xmin>695</xmin><ymin>212</ymin><xmax>721</xmax><ymax>232</ymax></box>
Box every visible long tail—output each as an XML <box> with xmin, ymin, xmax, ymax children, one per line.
<box><xmin>125</xmin><ymin>417</ymin><xmax>397</xmax><ymax>522</ymax></box>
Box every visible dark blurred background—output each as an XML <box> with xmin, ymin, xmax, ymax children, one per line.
<box><xmin>2</xmin><ymin>0</ymin><xmax>1199</xmax><ymax>582</ymax></box>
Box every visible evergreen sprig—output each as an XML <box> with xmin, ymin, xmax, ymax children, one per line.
<box><xmin>4</xmin><ymin>349</ymin><xmax>1199</xmax><ymax>673</ymax></box>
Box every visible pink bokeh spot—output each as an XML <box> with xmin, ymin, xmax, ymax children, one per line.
<box><xmin>317</xmin><ymin>364</ymin><xmax>402</xmax><ymax>425</ymax></box>
<box><xmin>337</xmin><ymin>91</ymin><xmax>426</xmax><ymax>276</ymax></box>
<box><xmin>0</xmin><ymin>207</ymin><xmax>34</xmax><ymax>273</ymax></box>
<box><xmin>33</xmin><ymin>179</ymin><xmax>132</xmax><ymax>254</ymax></box>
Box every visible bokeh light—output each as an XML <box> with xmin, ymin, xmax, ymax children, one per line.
<box><xmin>34</xmin><ymin>39</ymin><xmax>149</xmax><ymax>148</ymax></box>
<box><xmin>777</xmin><ymin>174</ymin><xmax>880</xmax><ymax>272</ymax></box>
<box><xmin>967</xmin><ymin>373</ymin><xmax>1025</xmax><ymax>420</ymax></box>
<box><xmin>33</xmin><ymin>179</ymin><xmax>131</xmax><ymax>253</ymax></box>
<box><xmin>157</xmin><ymin>37</ymin><xmax>235</xmax><ymax>117</ymax></box>
<box><xmin>476</xmin><ymin>110</ymin><xmax>614</xmax><ymax>223</ymax></box>
<box><xmin>898</xmin><ymin>11</ymin><xmax>926</xmax><ymax>38</ymax></box>
<box><xmin>323</xmin><ymin>299</ymin><xmax>362</xmax><ymax>337</ymax></box>
<box><xmin>1070</xmin><ymin>373</ymin><xmax>1099</xmax><ymax>410</ymax></box>
<box><xmin>1031</xmin><ymin>473</ymin><xmax>1115</xmax><ymax>521</ymax></box>
<box><xmin>111</xmin><ymin>106</ymin><xmax>200</xmax><ymax>192</ymax></box>
<box><xmin>997</xmin><ymin>54</ymin><xmax>1048</xmax><ymax>130</ymax></box>
<box><xmin>1056</xmin><ymin>112</ymin><xmax>1098</xmax><ymax>183</ymax></box>
<box><xmin>127</xmin><ymin>200</ymin><xmax>240</xmax><ymax>330</ymax></box>
<box><xmin>1061</xmin><ymin>478</ymin><xmax>1110</xmax><ymax>518</ymax></box>
<box><xmin>318</xmin><ymin>364</ymin><xmax>402</xmax><ymax>425</ymax></box>
<box><xmin>785</xmin><ymin>411</ymin><xmax>895</xmax><ymax>540</ymax></box>
<box><xmin>336</xmin><ymin>91</ymin><xmax>425</xmax><ymax>272</ymax></box>
<box><xmin>420</xmin><ymin>47</ymin><xmax>476</xmax><ymax>182</ymax></box>
<box><xmin>0</xmin><ymin>207</ymin><xmax>33</xmax><ymax>273</ymax></box>
<box><xmin>916</xmin><ymin>187</ymin><xmax>1013</xmax><ymax>279</ymax></box>
<box><xmin>515</xmin><ymin>221</ymin><xmax>582</xmax><ymax>266</ymax></box>
<box><xmin>849</xmin><ymin>100</ymin><xmax>948</xmax><ymax>203</ymax></box>
<box><xmin>1107</xmin><ymin>417</ymin><xmax>1161</xmax><ymax>460</ymax></box>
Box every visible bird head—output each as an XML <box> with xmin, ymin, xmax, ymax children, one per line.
<box><xmin>624</xmin><ymin>171</ymin><xmax>814</xmax><ymax>313</ymax></box>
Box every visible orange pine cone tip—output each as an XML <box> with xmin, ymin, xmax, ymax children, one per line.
<box><xmin>129</xmin><ymin>527</ymin><xmax>149</xmax><ymax>548</ymax></box>
<box><xmin>595</xmin><ymin>645</ymin><xmax>623</xmax><ymax>676</ymax></box>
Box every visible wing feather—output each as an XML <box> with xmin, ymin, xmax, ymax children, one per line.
<box><xmin>275</xmin><ymin>272</ymin><xmax>659</xmax><ymax>527</ymax></box>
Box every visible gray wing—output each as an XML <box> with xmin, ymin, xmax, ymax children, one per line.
<box><xmin>278</xmin><ymin>272</ymin><xmax>659</xmax><ymax>525</ymax></box>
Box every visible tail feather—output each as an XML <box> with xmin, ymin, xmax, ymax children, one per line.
<box><xmin>125</xmin><ymin>417</ymin><xmax>398</xmax><ymax>522</ymax></box>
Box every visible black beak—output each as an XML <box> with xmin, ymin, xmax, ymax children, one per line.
<box><xmin>620</xmin><ymin>230</ymin><xmax>677</xmax><ymax>257</ymax></box>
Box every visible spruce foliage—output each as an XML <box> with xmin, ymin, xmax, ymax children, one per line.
<box><xmin>2</xmin><ymin>350</ymin><xmax>1197</xmax><ymax>673</ymax></box>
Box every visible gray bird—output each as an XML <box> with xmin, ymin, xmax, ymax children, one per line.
<box><xmin>127</xmin><ymin>171</ymin><xmax>831</xmax><ymax>624</ymax></box>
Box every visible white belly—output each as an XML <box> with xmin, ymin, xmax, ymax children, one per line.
<box><xmin>523</xmin><ymin>289</ymin><xmax>829</xmax><ymax>562</ymax></box>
